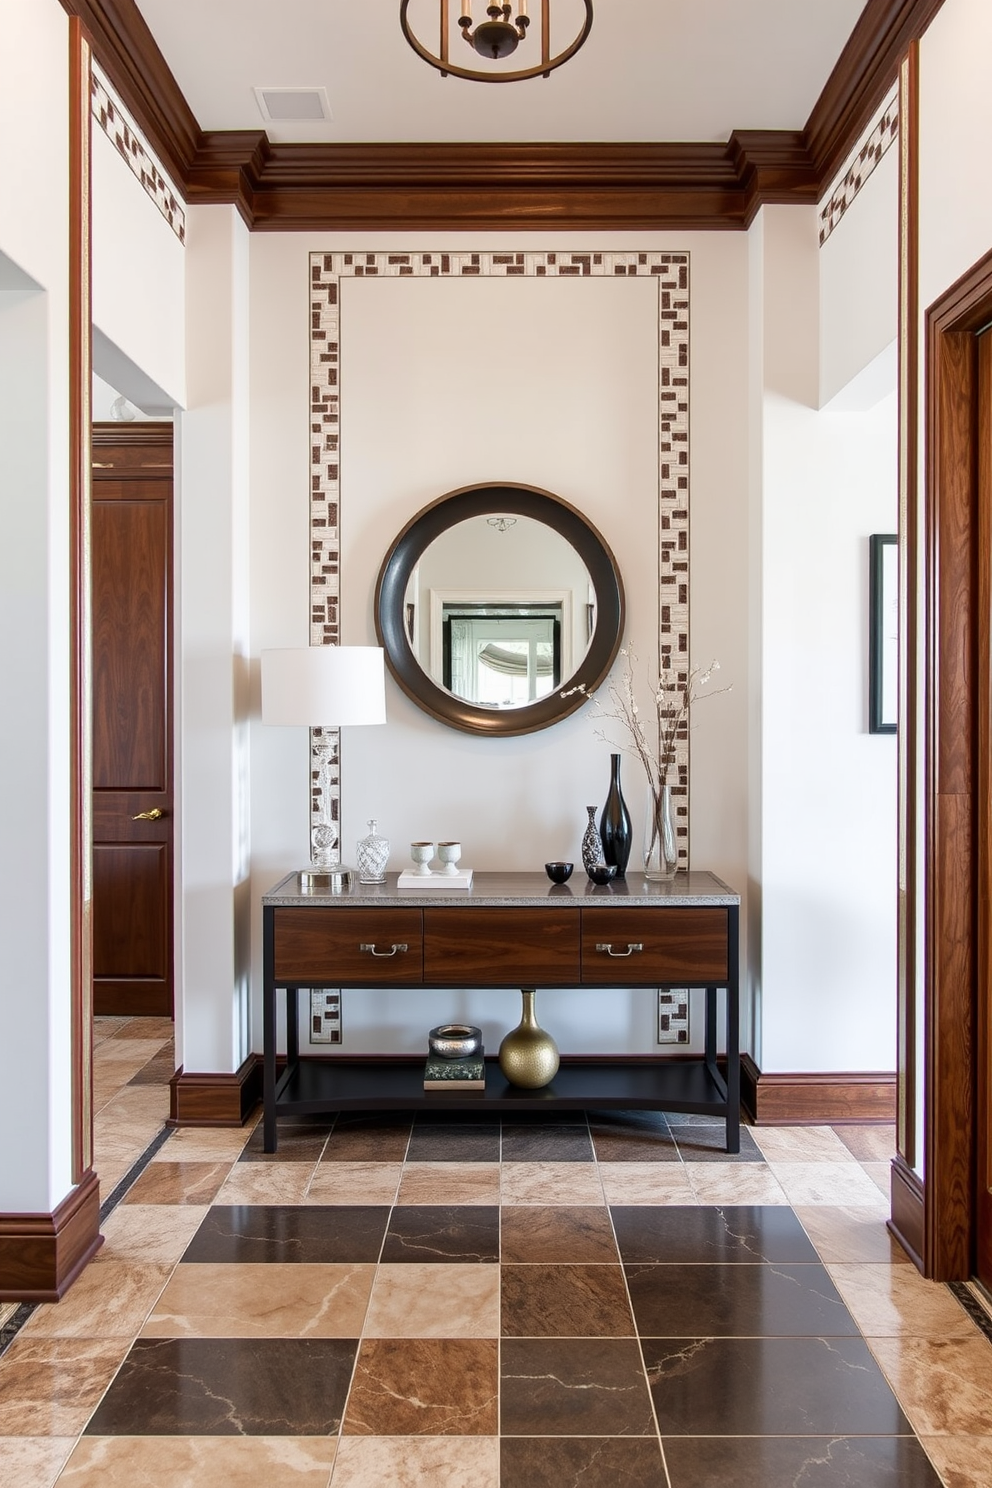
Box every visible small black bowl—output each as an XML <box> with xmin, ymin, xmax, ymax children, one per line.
<box><xmin>545</xmin><ymin>860</ymin><xmax>574</xmax><ymax>884</ymax></box>
<box><xmin>586</xmin><ymin>861</ymin><xmax>618</xmax><ymax>886</ymax></box>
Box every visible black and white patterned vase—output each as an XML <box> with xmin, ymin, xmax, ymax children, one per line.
<box><xmin>581</xmin><ymin>805</ymin><xmax>602</xmax><ymax>873</ymax></box>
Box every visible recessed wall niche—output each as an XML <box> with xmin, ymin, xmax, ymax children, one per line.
<box><xmin>308</xmin><ymin>249</ymin><xmax>691</xmax><ymax>863</ymax></box>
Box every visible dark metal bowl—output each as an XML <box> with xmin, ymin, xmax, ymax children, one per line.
<box><xmin>586</xmin><ymin>861</ymin><xmax>618</xmax><ymax>885</ymax></box>
<box><xmin>545</xmin><ymin>861</ymin><xmax>574</xmax><ymax>884</ymax></box>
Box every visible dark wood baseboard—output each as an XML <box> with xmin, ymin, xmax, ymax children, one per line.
<box><xmin>169</xmin><ymin>1055</ymin><xmax>261</xmax><ymax>1127</ymax></box>
<box><xmin>0</xmin><ymin>1170</ymin><xmax>103</xmax><ymax>1302</ymax></box>
<box><xmin>889</xmin><ymin>1152</ymin><xmax>925</xmax><ymax>1272</ymax></box>
<box><xmin>741</xmin><ymin>1054</ymin><xmax>897</xmax><ymax>1125</ymax></box>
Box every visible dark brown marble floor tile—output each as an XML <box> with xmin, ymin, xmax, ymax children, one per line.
<box><xmin>590</xmin><ymin>1126</ymin><xmax>680</xmax><ymax>1162</ymax></box>
<box><xmin>344</xmin><ymin>1337</ymin><xmax>497</xmax><ymax>1435</ymax></box>
<box><xmin>239</xmin><ymin>1123</ymin><xmax>331</xmax><ymax>1164</ymax></box>
<box><xmin>500</xmin><ymin>1436</ymin><xmax>666</xmax><ymax>1487</ymax></box>
<box><xmin>182</xmin><ymin>1205</ymin><xmax>389</xmax><ymax>1263</ymax></box>
<box><xmin>500</xmin><ymin>1126</ymin><xmax>594</xmax><ymax>1163</ymax></box>
<box><xmin>611</xmin><ymin>1206</ymin><xmax>818</xmax><ymax>1264</ymax></box>
<box><xmin>84</xmin><ymin>1337</ymin><xmax>356</xmax><ymax>1435</ymax></box>
<box><xmin>672</xmin><ymin>1127</ymin><xmax>764</xmax><ymax>1162</ymax></box>
<box><xmin>642</xmin><ymin>1337</ymin><xmax>911</xmax><ymax>1436</ymax></box>
<box><xmin>587</xmin><ymin>1109</ymin><xmax>671</xmax><ymax>1132</ymax></box>
<box><xmin>625</xmin><ymin>1262</ymin><xmax>858</xmax><ymax>1337</ymax></box>
<box><xmin>407</xmin><ymin>1125</ymin><xmax>500</xmax><ymax>1163</ymax></box>
<box><xmin>663</xmin><ymin>1435</ymin><xmax>941</xmax><ymax>1487</ymax></box>
<box><xmin>501</xmin><ymin>1206</ymin><xmax>619</xmax><ymax>1264</ymax></box>
<box><xmin>320</xmin><ymin>1119</ymin><xmax>411</xmax><ymax>1163</ymax></box>
<box><xmin>381</xmin><ymin>1206</ymin><xmax>499</xmax><ymax>1263</ymax></box>
<box><xmin>662</xmin><ymin>1112</ymin><xmax>724</xmax><ymax>1126</ymax></box>
<box><xmin>501</xmin><ymin>1264</ymin><xmax>634</xmax><ymax>1337</ymax></box>
<box><xmin>501</xmin><ymin>1338</ymin><xmax>655</xmax><ymax>1436</ymax></box>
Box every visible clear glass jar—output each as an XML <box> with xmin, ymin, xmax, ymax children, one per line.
<box><xmin>356</xmin><ymin>818</ymin><xmax>389</xmax><ymax>884</ymax></box>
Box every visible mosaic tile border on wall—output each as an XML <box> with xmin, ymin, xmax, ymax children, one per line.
<box><xmin>309</xmin><ymin>250</ymin><xmax>691</xmax><ymax>864</ymax></box>
<box><xmin>91</xmin><ymin>65</ymin><xmax>186</xmax><ymax>246</ymax></box>
<box><xmin>819</xmin><ymin>85</ymin><xmax>899</xmax><ymax>248</ymax></box>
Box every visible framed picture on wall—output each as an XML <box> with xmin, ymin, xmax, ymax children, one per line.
<box><xmin>869</xmin><ymin>533</ymin><xmax>897</xmax><ymax>734</ymax></box>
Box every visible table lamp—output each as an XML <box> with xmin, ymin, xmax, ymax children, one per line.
<box><xmin>261</xmin><ymin>645</ymin><xmax>386</xmax><ymax>891</ymax></box>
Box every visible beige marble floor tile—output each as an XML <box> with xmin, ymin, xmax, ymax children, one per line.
<box><xmin>153</xmin><ymin>1126</ymin><xmax>251</xmax><ymax>1163</ymax></box>
<box><xmin>862</xmin><ymin>1160</ymin><xmax>893</xmax><ymax>1196</ymax></box>
<box><xmin>396</xmin><ymin>1163</ymin><xmax>499</xmax><ymax>1207</ymax></box>
<box><xmin>832</xmin><ymin>1123</ymin><xmax>897</xmax><ymax>1163</ymax></box>
<box><xmin>100</xmin><ymin>1085</ymin><xmax>171</xmax><ymax>1122</ymax></box>
<box><xmin>0</xmin><ymin>1338</ymin><xmax>128</xmax><ymax>1436</ymax></box>
<box><xmin>684</xmin><ymin>1163</ymin><xmax>789</xmax><ymax>1205</ymax></box>
<box><xmin>598</xmin><ymin>1162</ymin><xmax>696</xmax><ymax>1206</ymax></box>
<box><xmin>92</xmin><ymin>1017</ymin><xmax>131</xmax><ymax>1045</ymax></box>
<box><xmin>330</xmin><ymin>1435</ymin><xmax>498</xmax><ymax>1487</ymax></box>
<box><xmin>141</xmin><ymin>1262</ymin><xmax>375</xmax><ymax>1338</ymax></box>
<box><xmin>122</xmin><ymin>1160</ymin><xmax>231</xmax><ymax>1206</ymax></box>
<box><xmin>94</xmin><ymin>1039</ymin><xmax>167</xmax><ymax>1066</ymax></box>
<box><xmin>364</xmin><ymin>1264</ymin><xmax>500</xmax><ymax>1339</ymax></box>
<box><xmin>0</xmin><ymin>1437</ymin><xmax>75</xmax><ymax>1487</ymax></box>
<box><xmin>214</xmin><ymin>1162</ymin><xmax>315</xmax><ymax>1205</ymax></box>
<box><xmin>919</xmin><ymin>1435</ymin><xmax>992</xmax><ymax>1488</ymax></box>
<box><xmin>108</xmin><ymin>1016</ymin><xmax>175</xmax><ymax>1041</ymax></box>
<box><xmin>305</xmin><ymin>1162</ymin><xmax>403</xmax><ymax>1206</ymax></box>
<box><xmin>750</xmin><ymin>1125</ymin><xmax>858</xmax><ymax>1163</ymax></box>
<box><xmin>99</xmin><ymin>1203</ymin><xmax>208</xmax><ymax>1265</ymax></box>
<box><xmin>94</xmin><ymin>1125</ymin><xmax>163</xmax><ymax>1168</ymax></box>
<box><xmin>828</xmin><ymin>1262</ymin><xmax>979</xmax><ymax>1338</ymax></box>
<box><xmin>794</xmin><ymin>1204</ymin><xmax>906</xmax><ymax>1264</ymax></box>
<box><xmin>19</xmin><ymin>1261</ymin><xmax>171</xmax><ymax>1339</ymax></box>
<box><xmin>869</xmin><ymin>1335</ymin><xmax>992</xmax><ymax>1435</ymax></box>
<box><xmin>765</xmin><ymin>1160</ymin><xmax>885</xmax><ymax>1206</ymax></box>
<box><xmin>500</xmin><ymin>1161</ymin><xmax>604</xmax><ymax>1206</ymax></box>
<box><xmin>94</xmin><ymin>1161</ymin><xmax>132</xmax><ymax>1196</ymax></box>
<box><xmin>60</xmin><ymin>1436</ymin><xmax>336</xmax><ymax>1487</ymax></box>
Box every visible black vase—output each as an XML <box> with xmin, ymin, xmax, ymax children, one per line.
<box><xmin>599</xmin><ymin>753</ymin><xmax>632</xmax><ymax>878</ymax></box>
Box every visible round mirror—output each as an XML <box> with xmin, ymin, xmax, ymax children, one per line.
<box><xmin>374</xmin><ymin>482</ymin><xmax>625</xmax><ymax>736</ymax></box>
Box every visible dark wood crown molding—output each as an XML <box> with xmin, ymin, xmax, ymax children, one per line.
<box><xmin>64</xmin><ymin>0</ymin><xmax>945</xmax><ymax>231</ymax></box>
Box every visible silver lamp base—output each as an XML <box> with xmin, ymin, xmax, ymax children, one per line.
<box><xmin>299</xmin><ymin>866</ymin><xmax>354</xmax><ymax>893</ymax></box>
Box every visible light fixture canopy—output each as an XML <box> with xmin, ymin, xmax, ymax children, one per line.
<box><xmin>400</xmin><ymin>0</ymin><xmax>593</xmax><ymax>83</ymax></box>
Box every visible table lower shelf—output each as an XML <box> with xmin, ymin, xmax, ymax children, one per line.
<box><xmin>267</xmin><ymin>1057</ymin><xmax>739</xmax><ymax>1151</ymax></box>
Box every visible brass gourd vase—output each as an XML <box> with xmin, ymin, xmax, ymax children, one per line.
<box><xmin>498</xmin><ymin>989</ymin><xmax>560</xmax><ymax>1089</ymax></box>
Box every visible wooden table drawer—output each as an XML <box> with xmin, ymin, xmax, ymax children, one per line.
<box><xmin>581</xmin><ymin>907</ymin><xmax>728</xmax><ymax>983</ymax></box>
<box><xmin>273</xmin><ymin>908</ymin><xmax>423</xmax><ymax>982</ymax></box>
<box><xmin>424</xmin><ymin>907</ymin><xmax>580</xmax><ymax>985</ymax></box>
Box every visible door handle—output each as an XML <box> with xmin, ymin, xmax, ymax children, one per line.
<box><xmin>359</xmin><ymin>942</ymin><xmax>408</xmax><ymax>957</ymax></box>
<box><xmin>132</xmin><ymin>808</ymin><xmax>164</xmax><ymax>821</ymax></box>
<box><xmin>595</xmin><ymin>942</ymin><xmax>644</xmax><ymax>957</ymax></box>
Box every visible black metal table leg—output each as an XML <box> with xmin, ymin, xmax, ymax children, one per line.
<box><xmin>263</xmin><ymin>905</ymin><xmax>278</xmax><ymax>1153</ymax></box>
<box><xmin>725</xmin><ymin>903</ymin><xmax>741</xmax><ymax>1153</ymax></box>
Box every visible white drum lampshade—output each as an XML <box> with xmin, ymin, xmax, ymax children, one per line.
<box><xmin>261</xmin><ymin>646</ymin><xmax>386</xmax><ymax>727</ymax></box>
<box><xmin>261</xmin><ymin>646</ymin><xmax>386</xmax><ymax>889</ymax></box>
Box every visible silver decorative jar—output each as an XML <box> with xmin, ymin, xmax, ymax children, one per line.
<box><xmin>428</xmin><ymin>1023</ymin><xmax>483</xmax><ymax>1060</ymax></box>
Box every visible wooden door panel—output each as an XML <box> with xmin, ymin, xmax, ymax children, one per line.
<box><xmin>92</xmin><ymin>499</ymin><xmax>169</xmax><ymax>790</ymax></box>
<box><xmin>91</xmin><ymin>425</ymin><xmax>174</xmax><ymax>1019</ymax></box>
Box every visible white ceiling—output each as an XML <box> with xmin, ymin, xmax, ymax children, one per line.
<box><xmin>135</xmin><ymin>0</ymin><xmax>868</xmax><ymax>145</ymax></box>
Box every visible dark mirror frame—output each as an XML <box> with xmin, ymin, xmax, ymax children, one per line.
<box><xmin>374</xmin><ymin>482</ymin><xmax>626</xmax><ymax>737</ymax></box>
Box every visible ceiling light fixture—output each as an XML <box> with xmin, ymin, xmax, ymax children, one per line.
<box><xmin>400</xmin><ymin>1</ymin><xmax>593</xmax><ymax>83</ymax></box>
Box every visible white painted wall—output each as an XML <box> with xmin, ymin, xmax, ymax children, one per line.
<box><xmin>176</xmin><ymin>204</ymin><xmax>252</xmax><ymax>1075</ymax></box>
<box><xmin>752</xmin><ymin>205</ymin><xmax>898</xmax><ymax>1074</ymax></box>
<box><xmin>0</xmin><ymin>0</ymin><xmax>75</xmax><ymax>1212</ymax></box>
<box><xmin>248</xmin><ymin>232</ymin><xmax>750</xmax><ymax>1059</ymax></box>
<box><xmin>91</xmin><ymin>124</ymin><xmax>185</xmax><ymax>411</ymax></box>
<box><xmin>819</xmin><ymin>144</ymin><xmax>898</xmax><ymax>407</ymax></box>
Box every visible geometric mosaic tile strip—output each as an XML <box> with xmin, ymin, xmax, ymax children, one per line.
<box><xmin>92</xmin><ymin>64</ymin><xmax>186</xmax><ymax>246</ymax></box>
<box><xmin>819</xmin><ymin>84</ymin><xmax>899</xmax><ymax>248</ymax></box>
<box><xmin>309</xmin><ymin>249</ymin><xmax>690</xmax><ymax>864</ymax></box>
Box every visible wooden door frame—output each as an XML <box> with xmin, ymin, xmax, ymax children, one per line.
<box><xmin>915</xmin><ymin>245</ymin><xmax>992</xmax><ymax>1280</ymax></box>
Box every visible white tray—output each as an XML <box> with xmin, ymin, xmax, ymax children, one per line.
<box><xmin>396</xmin><ymin>868</ymin><xmax>474</xmax><ymax>889</ymax></box>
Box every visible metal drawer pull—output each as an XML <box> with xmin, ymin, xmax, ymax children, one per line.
<box><xmin>132</xmin><ymin>808</ymin><xmax>164</xmax><ymax>821</ymax></box>
<box><xmin>359</xmin><ymin>942</ymin><xmax>408</xmax><ymax>957</ymax></box>
<box><xmin>595</xmin><ymin>942</ymin><xmax>644</xmax><ymax>957</ymax></box>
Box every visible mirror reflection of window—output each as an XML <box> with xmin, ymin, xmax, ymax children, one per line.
<box><xmin>443</xmin><ymin>607</ymin><xmax>561</xmax><ymax>707</ymax></box>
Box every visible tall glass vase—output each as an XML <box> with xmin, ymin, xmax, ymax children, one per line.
<box><xmin>599</xmin><ymin>752</ymin><xmax>632</xmax><ymax>878</ymax></box>
<box><xmin>643</xmin><ymin>781</ymin><xmax>678</xmax><ymax>880</ymax></box>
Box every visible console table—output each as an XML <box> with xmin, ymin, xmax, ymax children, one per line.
<box><xmin>261</xmin><ymin>870</ymin><xmax>740</xmax><ymax>1153</ymax></box>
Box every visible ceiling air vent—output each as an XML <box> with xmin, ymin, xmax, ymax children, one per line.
<box><xmin>253</xmin><ymin>87</ymin><xmax>332</xmax><ymax>123</ymax></box>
